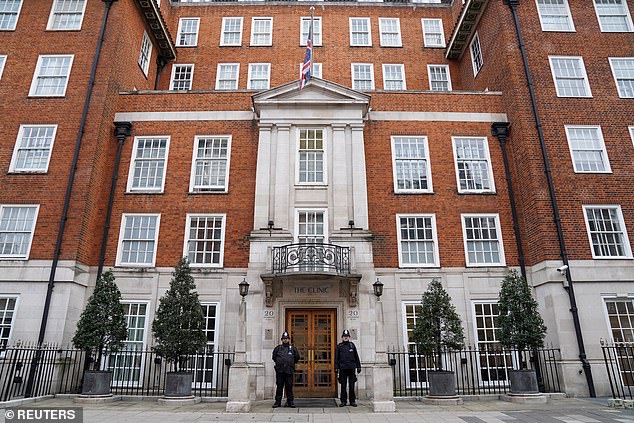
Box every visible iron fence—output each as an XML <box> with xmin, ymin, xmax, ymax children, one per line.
<box><xmin>601</xmin><ymin>341</ymin><xmax>634</xmax><ymax>399</ymax></box>
<box><xmin>0</xmin><ymin>344</ymin><xmax>234</xmax><ymax>402</ymax></box>
<box><xmin>387</xmin><ymin>345</ymin><xmax>562</xmax><ymax>397</ymax></box>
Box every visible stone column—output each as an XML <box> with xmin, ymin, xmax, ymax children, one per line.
<box><xmin>331</xmin><ymin>124</ymin><xmax>349</xmax><ymax>230</ymax></box>
<box><xmin>350</xmin><ymin>124</ymin><xmax>369</xmax><ymax>229</ymax></box>
<box><xmin>372</xmin><ymin>297</ymin><xmax>396</xmax><ymax>412</ymax></box>
<box><xmin>226</xmin><ymin>298</ymin><xmax>252</xmax><ymax>412</ymax></box>
<box><xmin>274</xmin><ymin>124</ymin><xmax>292</xmax><ymax>230</ymax></box>
<box><xmin>253</xmin><ymin>124</ymin><xmax>272</xmax><ymax>230</ymax></box>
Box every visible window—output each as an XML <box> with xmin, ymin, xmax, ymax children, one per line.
<box><xmin>169</xmin><ymin>64</ymin><xmax>194</xmax><ymax>91</ymax></box>
<box><xmin>215</xmin><ymin>63</ymin><xmax>239</xmax><ymax>90</ymax></box>
<box><xmin>382</xmin><ymin>64</ymin><xmax>406</xmax><ymax>90</ymax></box>
<box><xmin>427</xmin><ymin>65</ymin><xmax>452</xmax><ymax>91</ymax></box>
<box><xmin>0</xmin><ymin>55</ymin><xmax>5</xmax><ymax>79</ymax></box>
<box><xmin>630</xmin><ymin>126</ymin><xmax>634</xmax><ymax>146</ymax></box>
<box><xmin>391</xmin><ymin>136</ymin><xmax>433</xmax><ymax>193</ymax></box>
<box><xmin>108</xmin><ymin>302</ymin><xmax>148</xmax><ymax>386</ymax></box>
<box><xmin>470</xmin><ymin>32</ymin><xmax>483</xmax><ymax>76</ymax></box>
<box><xmin>138</xmin><ymin>31</ymin><xmax>152</xmax><ymax>77</ymax></box>
<box><xmin>473</xmin><ymin>302</ymin><xmax>513</xmax><ymax>386</ymax></box>
<box><xmin>116</xmin><ymin>214</ymin><xmax>160</xmax><ymax>267</ymax></box>
<box><xmin>298</xmin><ymin>62</ymin><xmax>322</xmax><ymax>79</ymax></box>
<box><xmin>583</xmin><ymin>205</ymin><xmax>632</xmax><ymax>258</ymax></box>
<box><xmin>250</xmin><ymin>17</ymin><xmax>272</xmax><ymax>46</ymax></box>
<box><xmin>300</xmin><ymin>17</ymin><xmax>322</xmax><ymax>46</ymax></box>
<box><xmin>397</xmin><ymin>214</ymin><xmax>439</xmax><ymax>267</ymax></box>
<box><xmin>297</xmin><ymin>129</ymin><xmax>325</xmax><ymax>184</ymax></box>
<box><xmin>47</xmin><ymin>0</ymin><xmax>87</xmax><ymax>31</ymax></box>
<box><xmin>29</xmin><ymin>55</ymin><xmax>74</xmax><ymax>97</ymax></box>
<box><xmin>452</xmin><ymin>137</ymin><xmax>495</xmax><ymax>193</ymax></box>
<box><xmin>0</xmin><ymin>0</ymin><xmax>22</xmax><ymax>31</ymax></box>
<box><xmin>127</xmin><ymin>137</ymin><xmax>169</xmax><ymax>193</ymax></box>
<box><xmin>221</xmin><ymin>17</ymin><xmax>243</xmax><ymax>46</ymax></box>
<box><xmin>565</xmin><ymin>126</ymin><xmax>611</xmax><ymax>173</ymax></box>
<box><xmin>605</xmin><ymin>299</ymin><xmax>634</xmax><ymax>342</ymax></box>
<box><xmin>402</xmin><ymin>302</ymin><xmax>434</xmax><ymax>386</ymax></box>
<box><xmin>176</xmin><ymin>17</ymin><xmax>200</xmax><ymax>47</ymax></box>
<box><xmin>248</xmin><ymin>63</ymin><xmax>270</xmax><ymax>90</ymax></box>
<box><xmin>0</xmin><ymin>296</ymin><xmax>17</xmax><ymax>347</ymax></box>
<box><xmin>184</xmin><ymin>214</ymin><xmax>225</xmax><ymax>267</ymax></box>
<box><xmin>593</xmin><ymin>0</ymin><xmax>633</xmax><ymax>32</ymax></box>
<box><xmin>0</xmin><ymin>205</ymin><xmax>39</xmax><ymax>259</ymax></box>
<box><xmin>609</xmin><ymin>58</ymin><xmax>634</xmax><ymax>98</ymax></box>
<box><xmin>296</xmin><ymin>210</ymin><xmax>326</xmax><ymax>243</ymax></box>
<box><xmin>9</xmin><ymin>125</ymin><xmax>57</xmax><ymax>173</ymax></box>
<box><xmin>349</xmin><ymin>18</ymin><xmax>372</xmax><ymax>46</ymax></box>
<box><xmin>462</xmin><ymin>214</ymin><xmax>506</xmax><ymax>266</ymax></box>
<box><xmin>549</xmin><ymin>56</ymin><xmax>592</xmax><ymax>97</ymax></box>
<box><xmin>379</xmin><ymin>18</ymin><xmax>401</xmax><ymax>47</ymax></box>
<box><xmin>183</xmin><ymin>303</ymin><xmax>219</xmax><ymax>387</ymax></box>
<box><xmin>535</xmin><ymin>0</ymin><xmax>575</xmax><ymax>31</ymax></box>
<box><xmin>351</xmin><ymin>63</ymin><xmax>374</xmax><ymax>91</ymax></box>
<box><xmin>421</xmin><ymin>18</ymin><xmax>445</xmax><ymax>47</ymax></box>
<box><xmin>189</xmin><ymin>136</ymin><xmax>231</xmax><ymax>192</ymax></box>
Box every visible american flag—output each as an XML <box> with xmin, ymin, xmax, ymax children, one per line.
<box><xmin>300</xmin><ymin>24</ymin><xmax>313</xmax><ymax>90</ymax></box>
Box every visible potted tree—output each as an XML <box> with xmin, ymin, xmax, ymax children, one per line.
<box><xmin>73</xmin><ymin>270</ymin><xmax>128</xmax><ymax>397</ymax></box>
<box><xmin>497</xmin><ymin>270</ymin><xmax>547</xmax><ymax>395</ymax></box>
<box><xmin>152</xmin><ymin>258</ymin><xmax>207</xmax><ymax>399</ymax></box>
<box><xmin>413</xmin><ymin>279</ymin><xmax>464</xmax><ymax>398</ymax></box>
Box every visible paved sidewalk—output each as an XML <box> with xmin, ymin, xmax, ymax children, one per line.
<box><xmin>2</xmin><ymin>397</ymin><xmax>634</xmax><ymax>423</ymax></box>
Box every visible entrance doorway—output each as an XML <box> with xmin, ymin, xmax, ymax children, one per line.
<box><xmin>286</xmin><ymin>309</ymin><xmax>337</xmax><ymax>398</ymax></box>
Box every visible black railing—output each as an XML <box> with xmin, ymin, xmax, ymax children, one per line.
<box><xmin>388</xmin><ymin>345</ymin><xmax>562</xmax><ymax>397</ymax></box>
<box><xmin>272</xmin><ymin>243</ymin><xmax>351</xmax><ymax>275</ymax></box>
<box><xmin>601</xmin><ymin>341</ymin><xmax>634</xmax><ymax>399</ymax></box>
<box><xmin>0</xmin><ymin>344</ymin><xmax>234</xmax><ymax>401</ymax></box>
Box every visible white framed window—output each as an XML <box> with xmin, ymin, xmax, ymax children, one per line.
<box><xmin>9</xmin><ymin>125</ymin><xmax>58</xmax><ymax>173</ymax></box>
<box><xmin>0</xmin><ymin>205</ymin><xmax>39</xmax><ymax>260</ymax></box>
<box><xmin>396</xmin><ymin>214</ymin><xmax>439</xmax><ymax>267</ymax></box>
<box><xmin>470</xmin><ymin>32</ymin><xmax>483</xmax><ymax>77</ymax></box>
<box><xmin>189</xmin><ymin>136</ymin><xmax>231</xmax><ymax>193</ymax></box>
<box><xmin>0</xmin><ymin>55</ymin><xmax>6</xmax><ymax>79</ymax></box>
<box><xmin>295</xmin><ymin>209</ymin><xmax>327</xmax><ymax>244</ymax></box>
<box><xmin>0</xmin><ymin>296</ymin><xmax>18</xmax><ymax>348</ymax></box>
<box><xmin>427</xmin><ymin>64</ymin><xmax>452</xmax><ymax>91</ymax></box>
<box><xmin>391</xmin><ymin>136</ymin><xmax>433</xmax><ymax>193</ymax></box>
<box><xmin>47</xmin><ymin>0</ymin><xmax>87</xmax><ymax>31</ymax></box>
<box><xmin>297</xmin><ymin>128</ymin><xmax>326</xmax><ymax>184</ymax></box>
<box><xmin>349</xmin><ymin>17</ymin><xmax>372</xmax><ymax>46</ymax></box>
<box><xmin>108</xmin><ymin>301</ymin><xmax>149</xmax><ymax>386</ymax></box>
<box><xmin>184</xmin><ymin>302</ymin><xmax>220</xmax><ymax>387</ymax></box>
<box><xmin>116</xmin><ymin>214</ymin><xmax>160</xmax><ymax>267</ymax></box>
<box><xmin>221</xmin><ymin>17</ymin><xmax>243</xmax><ymax>46</ymax></box>
<box><xmin>401</xmin><ymin>301</ymin><xmax>434</xmax><ymax>387</ymax></box>
<box><xmin>605</xmin><ymin>299</ymin><xmax>634</xmax><ymax>342</ymax></box>
<box><xmin>248</xmin><ymin>63</ymin><xmax>270</xmax><ymax>90</ymax></box>
<box><xmin>452</xmin><ymin>137</ymin><xmax>495</xmax><ymax>193</ymax></box>
<box><xmin>0</xmin><ymin>0</ymin><xmax>22</xmax><ymax>31</ymax></box>
<box><xmin>549</xmin><ymin>56</ymin><xmax>592</xmax><ymax>97</ymax></box>
<box><xmin>176</xmin><ymin>17</ymin><xmax>200</xmax><ymax>47</ymax></box>
<box><xmin>169</xmin><ymin>64</ymin><xmax>194</xmax><ymax>91</ymax></box>
<box><xmin>298</xmin><ymin>62</ymin><xmax>322</xmax><ymax>79</ymax></box>
<box><xmin>138</xmin><ymin>31</ymin><xmax>152</xmax><ymax>77</ymax></box>
<box><xmin>583</xmin><ymin>205</ymin><xmax>632</xmax><ymax>259</ymax></box>
<box><xmin>422</xmin><ymin>18</ymin><xmax>445</xmax><ymax>47</ymax></box>
<box><xmin>565</xmin><ymin>126</ymin><xmax>611</xmax><ymax>173</ymax></box>
<box><xmin>609</xmin><ymin>57</ymin><xmax>634</xmax><ymax>98</ymax></box>
<box><xmin>593</xmin><ymin>0</ymin><xmax>634</xmax><ymax>32</ymax></box>
<box><xmin>462</xmin><ymin>214</ymin><xmax>506</xmax><ymax>266</ymax></box>
<box><xmin>300</xmin><ymin>17</ymin><xmax>322</xmax><ymax>46</ymax></box>
<box><xmin>472</xmin><ymin>301</ymin><xmax>513</xmax><ymax>386</ymax></box>
<box><xmin>126</xmin><ymin>136</ymin><xmax>170</xmax><ymax>193</ymax></box>
<box><xmin>351</xmin><ymin>63</ymin><xmax>374</xmax><ymax>91</ymax></box>
<box><xmin>535</xmin><ymin>0</ymin><xmax>575</xmax><ymax>32</ymax></box>
<box><xmin>379</xmin><ymin>18</ymin><xmax>402</xmax><ymax>47</ymax></box>
<box><xmin>29</xmin><ymin>55</ymin><xmax>74</xmax><ymax>97</ymax></box>
<box><xmin>382</xmin><ymin>64</ymin><xmax>406</xmax><ymax>90</ymax></box>
<box><xmin>250</xmin><ymin>17</ymin><xmax>272</xmax><ymax>46</ymax></box>
<box><xmin>630</xmin><ymin>126</ymin><xmax>634</xmax><ymax>146</ymax></box>
<box><xmin>215</xmin><ymin>63</ymin><xmax>239</xmax><ymax>90</ymax></box>
<box><xmin>184</xmin><ymin>214</ymin><xmax>226</xmax><ymax>267</ymax></box>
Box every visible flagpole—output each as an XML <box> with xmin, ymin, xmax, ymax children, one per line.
<box><xmin>310</xmin><ymin>6</ymin><xmax>314</xmax><ymax>77</ymax></box>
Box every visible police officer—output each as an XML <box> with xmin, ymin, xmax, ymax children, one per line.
<box><xmin>272</xmin><ymin>331</ymin><xmax>300</xmax><ymax>408</ymax></box>
<box><xmin>334</xmin><ymin>329</ymin><xmax>361</xmax><ymax>407</ymax></box>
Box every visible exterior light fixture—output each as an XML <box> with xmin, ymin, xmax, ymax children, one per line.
<box><xmin>373</xmin><ymin>278</ymin><xmax>384</xmax><ymax>298</ymax></box>
<box><xmin>239</xmin><ymin>277</ymin><xmax>250</xmax><ymax>298</ymax></box>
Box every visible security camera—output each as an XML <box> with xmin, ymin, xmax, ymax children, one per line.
<box><xmin>556</xmin><ymin>265</ymin><xmax>569</xmax><ymax>274</ymax></box>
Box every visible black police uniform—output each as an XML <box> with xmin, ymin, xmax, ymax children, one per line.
<box><xmin>334</xmin><ymin>330</ymin><xmax>361</xmax><ymax>406</ymax></box>
<box><xmin>272</xmin><ymin>332</ymin><xmax>301</xmax><ymax>407</ymax></box>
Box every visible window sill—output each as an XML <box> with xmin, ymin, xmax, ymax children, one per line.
<box><xmin>295</xmin><ymin>184</ymin><xmax>328</xmax><ymax>189</ymax></box>
<box><xmin>457</xmin><ymin>191</ymin><xmax>497</xmax><ymax>195</ymax></box>
<box><xmin>424</xmin><ymin>45</ymin><xmax>446</xmax><ymax>49</ymax></box>
<box><xmin>114</xmin><ymin>265</ymin><xmax>156</xmax><ymax>270</ymax></box>
<box><xmin>27</xmin><ymin>95</ymin><xmax>67</xmax><ymax>98</ymax></box>
<box><xmin>0</xmin><ymin>257</ymin><xmax>29</xmax><ymax>261</ymax></box>
<box><xmin>465</xmin><ymin>263</ymin><xmax>507</xmax><ymax>268</ymax></box>
<box><xmin>591</xmin><ymin>256</ymin><xmax>634</xmax><ymax>260</ymax></box>
<box><xmin>394</xmin><ymin>190</ymin><xmax>434</xmax><ymax>195</ymax></box>
<box><xmin>7</xmin><ymin>171</ymin><xmax>48</xmax><ymax>175</ymax></box>
<box><xmin>125</xmin><ymin>191</ymin><xmax>164</xmax><ymax>194</ymax></box>
<box><xmin>188</xmin><ymin>190</ymin><xmax>228</xmax><ymax>195</ymax></box>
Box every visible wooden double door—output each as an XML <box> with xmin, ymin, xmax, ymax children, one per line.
<box><xmin>286</xmin><ymin>309</ymin><xmax>337</xmax><ymax>398</ymax></box>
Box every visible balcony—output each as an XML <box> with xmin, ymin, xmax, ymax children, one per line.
<box><xmin>272</xmin><ymin>243</ymin><xmax>351</xmax><ymax>276</ymax></box>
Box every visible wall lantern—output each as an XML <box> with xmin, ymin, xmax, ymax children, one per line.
<box><xmin>373</xmin><ymin>278</ymin><xmax>384</xmax><ymax>298</ymax></box>
<box><xmin>239</xmin><ymin>277</ymin><xmax>250</xmax><ymax>298</ymax></box>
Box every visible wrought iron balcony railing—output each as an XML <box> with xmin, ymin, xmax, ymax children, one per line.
<box><xmin>272</xmin><ymin>243</ymin><xmax>351</xmax><ymax>275</ymax></box>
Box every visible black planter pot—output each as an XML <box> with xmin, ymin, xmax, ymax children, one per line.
<box><xmin>428</xmin><ymin>370</ymin><xmax>457</xmax><ymax>397</ymax></box>
<box><xmin>165</xmin><ymin>372</ymin><xmax>194</xmax><ymax>397</ymax></box>
<box><xmin>81</xmin><ymin>370</ymin><xmax>113</xmax><ymax>396</ymax></box>
<box><xmin>509</xmin><ymin>369</ymin><xmax>539</xmax><ymax>395</ymax></box>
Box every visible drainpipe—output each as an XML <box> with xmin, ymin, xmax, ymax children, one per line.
<box><xmin>504</xmin><ymin>0</ymin><xmax>596</xmax><ymax>397</ymax></box>
<box><xmin>96</xmin><ymin>122</ymin><xmax>133</xmax><ymax>283</ymax></box>
<box><xmin>491</xmin><ymin>122</ymin><xmax>526</xmax><ymax>279</ymax></box>
<box><xmin>25</xmin><ymin>0</ymin><xmax>119</xmax><ymax>398</ymax></box>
